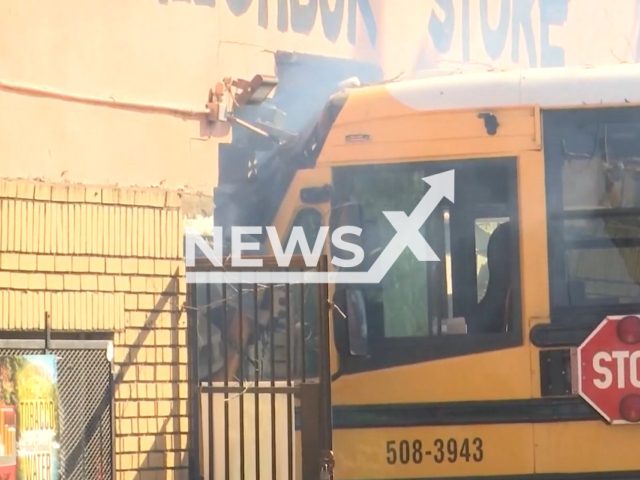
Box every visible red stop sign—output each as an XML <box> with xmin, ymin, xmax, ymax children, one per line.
<box><xmin>577</xmin><ymin>315</ymin><xmax>640</xmax><ymax>424</ymax></box>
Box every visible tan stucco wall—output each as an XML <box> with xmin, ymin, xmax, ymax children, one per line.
<box><xmin>0</xmin><ymin>0</ymin><xmax>374</xmax><ymax>195</ymax></box>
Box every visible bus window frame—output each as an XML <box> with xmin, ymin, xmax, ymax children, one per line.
<box><xmin>329</xmin><ymin>157</ymin><xmax>523</xmax><ymax>375</ymax></box>
<box><xmin>543</xmin><ymin>106</ymin><xmax>640</xmax><ymax>326</ymax></box>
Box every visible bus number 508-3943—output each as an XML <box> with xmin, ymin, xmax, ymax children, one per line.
<box><xmin>386</xmin><ymin>438</ymin><xmax>483</xmax><ymax>465</ymax></box>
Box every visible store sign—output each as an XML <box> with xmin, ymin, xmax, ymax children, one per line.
<box><xmin>423</xmin><ymin>0</ymin><xmax>640</xmax><ymax>70</ymax></box>
<box><xmin>0</xmin><ymin>355</ymin><xmax>60</xmax><ymax>480</ymax></box>
<box><xmin>171</xmin><ymin>0</ymin><xmax>377</xmax><ymax>46</ymax></box>
<box><xmin>427</xmin><ymin>0</ymin><xmax>569</xmax><ymax>68</ymax></box>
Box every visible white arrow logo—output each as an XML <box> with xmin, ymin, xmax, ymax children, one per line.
<box><xmin>187</xmin><ymin>169</ymin><xmax>454</xmax><ymax>284</ymax></box>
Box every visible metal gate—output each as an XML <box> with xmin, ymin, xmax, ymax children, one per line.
<box><xmin>0</xmin><ymin>340</ymin><xmax>113</xmax><ymax>480</ymax></box>
<box><xmin>187</xmin><ymin>255</ymin><xmax>333</xmax><ymax>480</ymax></box>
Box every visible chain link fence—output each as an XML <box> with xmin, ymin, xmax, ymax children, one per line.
<box><xmin>0</xmin><ymin>347</ymin><xmax>113</xmax><ymax>480</ymax></box>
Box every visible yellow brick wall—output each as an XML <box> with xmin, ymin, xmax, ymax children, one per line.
<box><xmin>0</xmin><ymin>179</ymin><xmax>189</xmax><ymax>479</ymax></box>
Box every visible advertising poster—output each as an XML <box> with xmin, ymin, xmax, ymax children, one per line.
<box><xmin>0</xmin><ymin>355</ymin><xmax>60</xmax><ymax>480</ymax></box>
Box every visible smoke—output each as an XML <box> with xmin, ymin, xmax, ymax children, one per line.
<box><xmin>231</xmin><ymin>50</ymin><xmax>383</xmax><ymax>153</ymax></box>
<box><xmin>214</xmin><ymin>50</ymin><xmax>383</xmax><ymax>244</ymax></box>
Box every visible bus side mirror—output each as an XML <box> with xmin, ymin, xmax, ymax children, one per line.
<box><xmin>300</xmin><ymin>184</ymin><xmax>332</xmax><ymax>205</ymax></box>
<box><xmin>345</xmin><ymin>288</ymin><xmax>368</xmax><ymax>356</ymax></box>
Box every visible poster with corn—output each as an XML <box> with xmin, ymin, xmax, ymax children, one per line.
<box><xmin>0</xmin><ymin>355</ymin><xmax>60</xmax><ymax>480</ymax></box>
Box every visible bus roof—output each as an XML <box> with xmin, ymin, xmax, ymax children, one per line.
<box><xmin>382</xmin><ymin>63</ymin><xmax>640</xmax><ymax>112</ymax></box>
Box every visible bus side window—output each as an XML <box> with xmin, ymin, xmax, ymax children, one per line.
<box><xmin>330</xmin><ymin>158</ymin><xmax>522</xmax><ymax>370</ymax></box>
<box><xmin>544</xmin><ymin>107</ymin><xmax>640</xmax><ymax>322</ymax></box>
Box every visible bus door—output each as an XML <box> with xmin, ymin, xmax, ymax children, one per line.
<box><xmin>327</xmin><ymin>156</ymin><xmax>536</xmax><ymax>479</ymax></box>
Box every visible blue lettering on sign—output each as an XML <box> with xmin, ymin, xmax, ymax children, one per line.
<box><xmin>428</xmin><ymin>0</ymin><xmax>455</xmax><ymax>53</ymax></box>
<box><xmin>259</xmin><ymin>0</ymin><xmax>268</xmax><ymax>28</ymax></box>
<box><xmin>539</xmin><ymin>0</ymin><xmax>568</xmax><ymax>67</ymax></box>
<box><xmin>176</xmin><ymin>0</ymin><xmax>376</xmax><ymax>46</ymax></box>
<box><xmin>320</xmin><ymin>0</ymin><xmax>345</xmax><ymax>42</ymax></box>
<box><xmin>428</xmin><ymin>0</ymin><xmax>568</xmax><ymax>68</ymax></box>
<box><xmin>480</xmin><ymin>0</ymin><xmax>509</xmax><ymax>60</ymax></box>
<box><xmin>511</xmin><ymin>0</ymin><xmax>536</xmax><ymax>66</ymax></box>
<box><xmin>277</xmin><ymin>0</ymin><xmax>289</xmax><ymax>31</ymax></box>
<box><xmin>290</xmin><ymin>0</ymin><xmax>318</xmax><ymax>34</ymax></box>
<box><xmin>348</xmin><ymin>0</ymin><xmax>376</xmax><ymax>45</ymax></box>
<box><xmin>227</xmin><ymin>0</ymin><xmax>251</xmax><ymax>15</ymax></box>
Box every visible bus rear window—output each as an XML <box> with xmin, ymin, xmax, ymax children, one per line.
<box><xmin>543</xmin><ymin>107</ymin><xmax>640</xmax><ymax>316</ymax></box>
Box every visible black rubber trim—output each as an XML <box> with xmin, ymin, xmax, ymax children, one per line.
<box><xmin>529</xmin><ymin>323</ymin><xmax>592</xmax><ymax>348</ymax></box>
<box><xmin>295</xmin><ymin>396</ymin><xmax>602</xmax><ymax>430</ymax></box>
<box><xmin>329</xmin><ymin>397</ymin><xmax>601</xmax><ymax>429</ymax></box>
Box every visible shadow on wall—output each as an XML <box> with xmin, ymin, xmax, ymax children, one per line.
<box><xmin>112</xmin><ymin>274</ymin><xmax>187</xmax><ymax>478</ymax></box>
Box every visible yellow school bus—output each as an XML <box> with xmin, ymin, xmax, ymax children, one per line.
<box><xmin>207</xmin><ymin>63</ymin><xmax>640</xmax><ymax>480</ymax></box>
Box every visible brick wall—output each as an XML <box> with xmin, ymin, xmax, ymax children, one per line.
<box><xmin>0</xmin><ymin>179</ymin><xmax>189</xmax><ymax>479</ymax></box>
